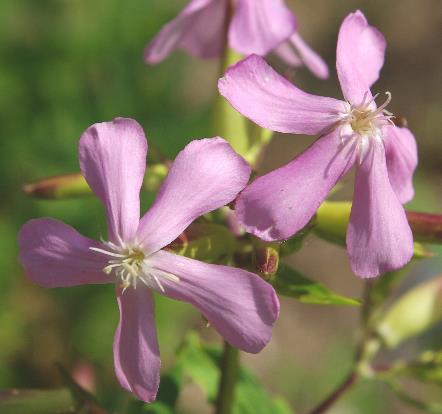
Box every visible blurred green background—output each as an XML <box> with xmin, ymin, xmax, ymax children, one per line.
<box><xmin>0</xmin><ymin>0</ymin><xmax>441</xmax><ymax>413</ymax></box>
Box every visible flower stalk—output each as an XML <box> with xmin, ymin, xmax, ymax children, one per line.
<box><xmin>308</xmin><ymin>370</ymin><xmax>358</xmax><ymax>414</ymax></box>
<box><xmin>215</xmin><ymin>342</ymin><xmax>240</xmax><ymax>414</ymax></box>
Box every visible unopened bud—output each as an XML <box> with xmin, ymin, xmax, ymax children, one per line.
<box><xmin>254</xmin><ymin>243</ymin><xmax>280</xmax><ymax>277</ymax></box>
<box><xmin>24</xmin><ymin>163</ymin><xmax>169</xmax><ymax>200</ymax></box>
<box><xmin>23</xmin><ymin>173</ymin><xmax>91</xmax><ymax>199</ymax></box>
<box><xmin>377</xmin><ymin>277</ymin><xmax>442</xmax><ymax>348</ymax></box>
<box><xmin>315</xmin><ymin>201</ymin><xmax>440</xmax><ymax>256</ymax></box>
<box><xmin>407</xmin><ymin>211</ymin><xmax>442</xmax><ymax>244</ymax></box>
<box><xmin>167</xmin><ymin>222</ymin><xmax>236</xmax><ymax>263</ymax></box>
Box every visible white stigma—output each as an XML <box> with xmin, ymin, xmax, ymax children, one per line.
<box><xmin>90</xmin><ymin>241</ymin><xmax>179</xmax><ymax>293</ymax></box>
<box><xmin>339</xmin><ymin>91</ymin><xmax>395</xmax><ymax>163</ymax></box>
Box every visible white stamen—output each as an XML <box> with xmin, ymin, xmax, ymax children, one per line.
<box><xmin>89</xmin><ymin>242</ymin><xmax>179</xmax><ymax>293</ymax></box>
<box><xmin>339</xmin><ymin>91</ymin><xmax>395</xmax><ymax>163</ymax></box>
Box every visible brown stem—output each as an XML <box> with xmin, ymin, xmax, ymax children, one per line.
<box><xmin>308</xmin><ymin>371</ymin><xmax>358</xmax><ymax>414</ymax></box>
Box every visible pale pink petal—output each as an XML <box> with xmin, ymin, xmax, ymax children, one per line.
<box><xmin>290</xmin><ymin>32</ymin><xmax>329</xmax><ymax>79</ymax></box>
<box><xmin>218</xmin><ymin>54</ymin><xmax>343</xmax><ymax>135</ymax></box>
<box><xmin>236</xmin><ymin>130</ymin><xmax>357</xmax><ymax>241</ymax></box>
<box><xmin>229</xmin><ymin>0</ymin><xmax>296</xmax><ymax>56</ymax></box>
<box><xmin>114</xmin><ymin>286</ymin><xmax>160</xmax><ymax>402</ymax></box>
<box><xmin>347</xmin><ymin>140</ymin><xmax>414</xmax><ymax>278</ymax></box>
<box><xmin>79</xmin><ymin>118</ymin><xmax>147</xmax><ymax>244</ymax></box>
<box><xmin>336</xmin><ymin>11</ymin><xmax>386</xmax><ymax>103</ymax></box>
<box><xmin>18</xmin><ymin>218</ymin><xmax>110</xmax><ymax>288</ymax></box>
<box><xmin>137</xmin><ymin>138</ymin><xmax>250</xmax><ymax>254</ymax></box>
<box><xmin>273</xmin><ymin>41</ymin><xmax>303</xmax><ymax>67</ymax></box>
<box><xmin>144</xmin><ymin>0</ymin><xmax>226</xmax><ymax>64</ymax></box>
<box><xmin>150</xmin><ymin>250</ymin><xmax>279</xmax><ymax>353</ymax></box>
<box><xmin>383</xmin><ymin>125</ymin><xmax>418</xmax><ymax>204</ymax></box>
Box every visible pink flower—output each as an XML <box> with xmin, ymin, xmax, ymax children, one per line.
<box><xmin>18</xmin><ymin>118</ymin><xmax>279</xmax><ymax>402</ymax></box>
<box><xmin>144</xmin><ymin>0</ymin><xmax>328</xmax><ymax>79</ymax></box>
<box><xmin>218</xmin><ymin>11</ymin><xmax>418</xmax><ymax>278</ymax></box>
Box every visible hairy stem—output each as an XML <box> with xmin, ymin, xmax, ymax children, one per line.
<box><xmin>215</xmin><ymin>342</ymin><xmax>239</xmax><ymax>414</ymax></box>
<box><xmin>308</xmin><ymin>371</ymin><xmax>358</xmax><ymax>414</ymax></box>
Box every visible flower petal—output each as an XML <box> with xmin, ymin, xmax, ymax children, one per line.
<box><xmin>114</xmin><ymin>287</ymin><xmax>160</xmax><ymax>402</ymax></box>
<box><xmin>144</xmin><ymin>0</ymin><xmax>226</xmax><ymax>64</ymax></box>
<box><xmin>383</xmin><ymin>125</ymin><xmax>418</xmax><ymax>204</ymax></box>
<box><xmin>137</xmin><ymin>138</ymin><xmax>250</xmax><ymax>254</ymax></box>
<box><xmin>150</xmin><ymin>250</ymin><xmax>279</xmax><ymax>353</ymax></box>
<box><xmin>79</xmin><ymin>118</ymin><xmax>147</xmax><ymax>244</ymax></box>
<box><xmin>347</xmin><ymin>140</ymin><xmax>414</xmax><ymax>278</ymax></box>
<box><xmin>236</xmin><ymin>130</ymin><xmax>356</xmax><ymax>241</ymax></box>
<box><xmin>290</xmin><ymin>33</ymin><xmax>329</xmax><ymax>79</ymax></box>
<box><xmin>18</xmin><ymin>218</ymin><xmax>110</xmax><ymax>288</ymax></box>
<box><xmin>272</xmin><ymin>41</ymin><xmax>303</xmax><ymax>67</ymax></box>
<box><xmin>336</xmin><ymin>10</ymin><xmax>386</xmax><ymax>103</ymax></box>
<box><xmin>218</xmin><ymin>54</ymin><xmax>343</xmax><ymax>135</ymax></box>
<box><xmin>229</xmin><ymin>0</ymin><xmax>296</xmax><ymax>56</ymax></box>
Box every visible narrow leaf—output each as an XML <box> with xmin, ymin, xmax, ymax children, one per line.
<box><xmin>270</xmin><ymin>263</ymin><xmax>361</xmax><ymax>306</ymax></box>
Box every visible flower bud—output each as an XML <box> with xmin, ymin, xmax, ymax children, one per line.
<box><xmin>167</xmin><ymin>222</ymin><xmax>237</xmax><ymax>263</ymax></box>
<box><xmin>23</xmin><ymin>173</ymin><xmax>91</xmax><ymax>199</ymax></box>
<box><xmin>254</xmin><ymin>244</ymin><xmax>280</xmax><ymax>277</ymax></box>
<box><xmin>315</xmin><ymin>201</ymin><xmax>436</xmax><ymax>257</ymax></box>
<box><xmin>406</xmin><ymin>211</ymin><xmax>442</xmax><ymax>244</ymax></box>
<box><xmin>24</xmin><ymin>163</ymin><xmax>169</xmax><ymax>200</ymax></box>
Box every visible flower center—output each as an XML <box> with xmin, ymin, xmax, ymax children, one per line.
<box><xmin>90</xmin><ymin>241</ymin><xmax>179</xmax><ymax>293</ymax></box>
<box><xmin>339</xmin><ymin>91</ymin><xmax>395</xmax><ymax>162</ymax></box>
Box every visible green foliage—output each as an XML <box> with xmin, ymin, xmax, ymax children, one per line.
<box><xmin>0</xmin><ymin>366</ymin><xmax>110</xmax><ymax>414</ymax></box>
<box><xmin>394</xmin><ymin>350</ymin><xmax>442</xmax><ymax>386</ymax></box>
<box><xmin>270</xmin><ymin>263</ymin><xmax>361</xmax><ymax>306</ymax></box>
<box><xmin>376</xmin><ymin>277</ymin><xmax>442</xmax><ymax>348</ymax></box>
<box><xmin>148</xmin><ymin>333</ymin><xmax>293</xmax><ymax>414</ymax></box>
<box><xmin>0</xmin><ymin>389</ymin><xmax>75</xmax><ymax>414</ymax></box>
<box><xmin>383</xmin><ymin>378</ymin><xmax>442</xmax><ymax>414</ymax></box>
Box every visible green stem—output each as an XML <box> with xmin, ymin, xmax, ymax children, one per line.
<box><xmin>215</xmin><ymin>342</ymin><xmax>239</xmax><ymax>414</ymax></box>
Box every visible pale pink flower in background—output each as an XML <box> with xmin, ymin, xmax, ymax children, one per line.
<box><xmin>218</xmin><ymin>11</ymin><xmax>417</xmax><ymax>278</ymax></box>
<box><xmin>19</xmin><ymin>118</ymin><xmax>279</xmax><ymax>402</ymax></box>
<box><xmin>144</xmin><ymin>0</ymin><xmax>328</xmax><ymax>79</ymax></box>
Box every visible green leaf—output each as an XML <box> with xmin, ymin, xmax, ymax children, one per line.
<box><xmin>168</xmin><ymin>333</ymin><xmax>293</xmax><ymax>414</ymax></box>
<box><xmin>232</xmin><ymin>369</ymin><xmax>293</xmax><ymax>414</ymax></box>
<box><xmin>270</xmin><ymin>263</ymin><xmax>361</xmax><ymax>306</ymax></box>
<box><xmin>143</xmin><ymin>401</ymin><xmax>175</xmax><ymax>414</ymax></box>
<box><xmin>377</xmin><ymin>277</ymin><xmax>442</xmax><ymax>348</ymax></box>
